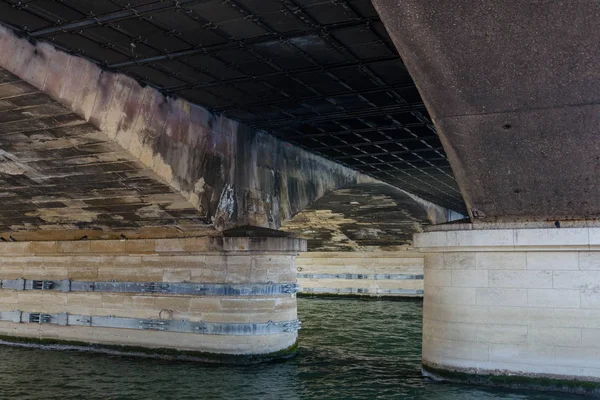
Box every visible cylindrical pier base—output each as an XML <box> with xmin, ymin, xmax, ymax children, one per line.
<box><xmin>0</xmin><ymin>234</ymin><xmax>305</xmax><ymax>363</ymax></box>
<box><xmin>416</xmin><ymin>224</ymin><xmax>600</xmax><ymax>395</ymax></box>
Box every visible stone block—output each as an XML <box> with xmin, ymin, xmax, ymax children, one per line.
<box><xmin>556</xmin><ymin>347</ymin><xmax>600</xmax><ymax>368</ymax></box>
<box><xmin>443</xmin><ymin>252</ymin><xmax>476</xmax><ymax>269</ymax></box>
<box><xmin>527</xmin><ymin>289</ymin><xmax>580</xmax><ymax>308</ymax></box>
<box><xmin>426</xmin><ymin>303</ymin><xmax>490</xmax><ymax>324</ymax></box>
<box><xmin>113</xmin><ymin>256</ymin><xmax>142</xmax><ymax>268</ymax></box>
<box><xmin>424</xmin><ymin>269</ymin><xmax>451</xmax><ymax>287</ymax></box>
<box><xmin>476</xmin><ymin>288</ymin><xmax>527</xmax><ymax>306</ymax></box>
<box><xmin>163</xmin><ymin>268</ymin><xmax>192</xmax><ymax>282</ymax></box>
<box><xmin>476</xmin><ymin>252</ymin><xmax>526</xmax><ymax>270</ymax></box>
<box><xmin>124</xmin><ymin>240</ymin><xmax>156</xmax><ymax>254</ymax></box>
<box><xmin>581</xmin><ymin>290</ymin><xmax>600</xmax><ymax>309</ymax></box>
<box><xmin>429</xmin><ymin>287</ymin><xmax>476</xmax><ymax>305</ymax></box>
<box><xmin>0</xmin><ymin>243</ymin><xmax>31</xmax><ymax>255</ymax></box>
<box><xmin>476</xmin><ymin>323</ymin><xmax>528</xmax><ymax>345</ymax></box>
<box><xmin>153</xmin><ymin>297</ymin><xmax>191</xmax><ymax>311</ymax></box>
<box><xmin>423</xmin><ymin>319</ymin><xmax>477</xmax><ymax>342</ymax></box>
<box><xmin>66</xmin><ymin>293</ymin><xmax>103</xmax><ymax>307</ymax></box>
<box><xmin>423</xmin><ymin>337</ymin><xmax>490</xmax><ymax>362</ymax></box>
<box><xmin>220</xmin><ymin>299</ymin><xmax>277</xmax><ymax>311</ymax></box>
<box><xmin>488</xmin><ymin>270</ymin><xmax>552</xmax><ymax>288</ymax></box>
<box><xmin>89</xmin><ymin>240</ymin><xmax>128</xmax><ymax>254</ymax></box>
<box><xmin>58</xmin><ymin>241</ymin><xmax>91</xmax><ymax>253</ymax></box>
<box><xmin>414</xmin><ymin>231</ymin><xmax>447</xmax><ymax>248</ymax></box>
<box><xmin>526</xmin><ymin>252</ymin><xmax>578</xmax><ymax>270</ymax></box>
<box><xmin>446</xmin><ymin>229</ymin><xmax>514</xmax><ymax>247</ymax></box>
<box><xmin>71</xmin><ymin>256</ymin><xmax>115</xmax><ymax>268</ymax></box>
<box><xmin>581</xmin><ymin>328</ymin><xmax>600</xmax><ymax>349</ymax></box>
<box><xmin>451</xmin><ymin>269</ymin><xmax>488</xmax><ymax>287</ymax></box>
<box><xmin>587</xmin><ymin>228</ymin><xmax>600</xmax><ymax>246</ymax></box>
<box><xmin>578</xmin><ymin>252</ymin><xmax>600</xmax><ymax>270</ymax></box>
<box><xmin>553</xmin><ymin>309</ymin><xmax>600</xmax><ymax>329</ymax></box>
<box><xmin>424</xmin><ymin>253</ymin><xmax>444</xmax><ymax>269</ymax></box>
<box><xmin>553</xmin><ymin>270</ymin><xmax>600</xmax><ymax>290</ymax></box>
<box><xmin>528</xmin><ymin>326</ymin><xmax>581</xmax><ymax>347</ymax></box>
<box><xmin>29</xmin><ymin>241</ymin><xmax>59</xmax><ymax>254</ymax></box>
<box><xmin>155</xmin><ymin>239</ymin><xmax>186</xmax><ymax>253</ymax></box>
<box><xmin>490</xmin><ymin>344</ymin><xmax>555</xmax><ymax>366</ymax></box>
<box><xmin>513</xmin><ymin>228</ymin><xmax>589</xmax><ymax>247</ymax></box>
<box><xmin>488</xmin><ymin>306</ymin><xmax>529</xmax><ymax>326</ymax></box>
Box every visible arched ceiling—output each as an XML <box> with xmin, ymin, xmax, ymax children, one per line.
<box><xmin>0</xmin><ymin>0</ymin><xmax>466</xmax><ymax>214</ymax></box>
<box><xmin>281</xmin><ymin>182</ymin><xmax>454</xmax><ymax>251</ymax></box>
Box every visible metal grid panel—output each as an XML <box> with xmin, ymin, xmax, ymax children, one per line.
<box><xmin>0</xmin><ymin>0</ymin><xmax>466</xmax><ymax>212</ymax></box>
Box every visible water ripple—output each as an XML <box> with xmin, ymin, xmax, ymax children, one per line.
<box><xmin>0</xmin><ymin>299</ymin><xmax>587</xmax><ymax>399</ymax></box>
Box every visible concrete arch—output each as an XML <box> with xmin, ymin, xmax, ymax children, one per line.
<box><xmin>280</xmin><ymin>181</ymin><xmax>462</xmax><ymax>251</ymax></box>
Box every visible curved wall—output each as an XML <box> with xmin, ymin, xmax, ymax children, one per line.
<box><xmin>0</xmin><ymin>236</ymin><xmax>305</xmax><ymax>363</ymax></box>
<box><xmin>415</xmin><ymin>225</ymin><xmax>600</xmax><ymax>394</ymax></box>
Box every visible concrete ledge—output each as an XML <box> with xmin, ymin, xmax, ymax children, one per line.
<box><xmin>415</xmin><ymin>227</ymin><xmax>600</xmax><ymax>251</ymax></box>
<box><xmin>423</xmin><ymin>361</ymin><xmax>600</xmax><ymax>397</ymax></box>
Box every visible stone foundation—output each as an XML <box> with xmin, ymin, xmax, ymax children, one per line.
<box><xmin>296</xmin><ymin>249</ymin><xmax>423</xmax><ymax>297</ymax></box>
<box><xmin>415</xmin><ymin>224</ymin><xmax>600</xmax><ymax>394</ymax></box>
<box><xmin>0</xmin><ymin>235</ymin><xmax>305</xmax><ymax>362</ymax></box>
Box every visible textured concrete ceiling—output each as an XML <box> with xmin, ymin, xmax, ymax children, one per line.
<box><xmin>0</xmin><ymin>66</ymin><xmax>210</xmax><ymax>240</ymax></box>
<box><xmin>0</xmin><ymin>0</ymin><xmax>466</xmax><ymax>214</ymax></box>
<box><xmin>374</xmin><ymin>0</ymin><xmax>600</xmax><ymax>222</ymax></box>
<box><xmin>281</xmin><ymin>182</ymin><xmax>450</xmax><ymax>250</ymax></box>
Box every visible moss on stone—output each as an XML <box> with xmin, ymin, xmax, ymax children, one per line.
<box><xmin>0</xmin><ymin>334</ymin><xmax>298</xmax><ymax>365</ymax></box>
<box><xmin>423</xmin><ymin>362</ymin><xmax>600</xmax><ymax>397</ymax></box>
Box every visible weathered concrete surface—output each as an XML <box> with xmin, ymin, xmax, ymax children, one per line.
<box><xmin>0</xmin><ymin>66</ymin><xmax>212</xmax><ymax>240</ymax></box>
<box><xmin>281</xmin><ymin>182</ymin><xmax>461</xmax><ymax>251</ymax></box>
<box><xmin>0</xmin><ymin>25</ymin><xmax>391</xmax><ymax>239</ymax></box>
<box><xmin>373</xmin><ymin>0</ymin><xmax>600</xmax><ymax>222</ymax></box>
<box><xmin>0</xmin><ymin>236</ymin><xmax>302</xmax><ymax>359</ymax></box>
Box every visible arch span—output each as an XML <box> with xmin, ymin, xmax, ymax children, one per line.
<box><xmin>281</xmin><ymin>182</ymin><xmax>462</xmax><ymax>251</ymax></box>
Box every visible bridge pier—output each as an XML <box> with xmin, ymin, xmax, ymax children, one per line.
<box><xmin>415</xmin><ymin>224</ymin><xmax>600</xmax><ymax>394</ymax></box>
<box><xmin>0</xmin><ymin>233</ymin><xmax>304</xmax><ymax>363</ymax></box>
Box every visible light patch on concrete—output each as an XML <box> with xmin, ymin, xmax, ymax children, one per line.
<box><xmin>26</xmin><ymin>208</ymin><xmax>100</xmax><ymax>223</ymax></box>
<box><xmin>135</xmin><ymin>204</ymin><xmax>169</xmax><ymax>219</ymax></box>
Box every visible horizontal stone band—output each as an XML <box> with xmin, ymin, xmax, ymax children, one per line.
<box><xmin>301</xmin><ymin>287</ymin><xmax>423</xmax><ymax>295</ymax></box>
<box><xmin>1</xmin><ymin>310</ymin><xmax>301</xmax><ymax>336</ymax></box>
<box><xmin>0</xmin><ymin>279</ymin><xmax>299</xmax><ymax>296</ymax></box>
<box><xmin>297</xmin><ymin>273</ymin><xmax>423</xmax><ymax>280</ymax></box>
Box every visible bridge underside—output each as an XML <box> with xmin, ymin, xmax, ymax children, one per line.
<box><xmin>0</xmin><ymin>0</ymin><xmax>465</xmax><ymax>214</ymax></box>
<box><xmin>0</xmin><ymin>66</ymin><xmax>210</xmax><ymax>240</ymax></box>
<box><xmin>374</xmin><ymin>0</ymin><xmax>600</xmax><ymax>394</ymax></box>
<box><xmin>0</xmin><ymin>10</ymin><xmax>455</xmax><ymax>362</ymax></box>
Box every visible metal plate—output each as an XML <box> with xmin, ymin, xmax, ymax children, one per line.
<box><xmin>0</xmin><ymin>311</ymin><xmax>300</xmax><ymax>336</ymax></box>
<box><xmin>1</xmin><ymin>279</ymin><xmax>299</xmax><ymax>296</ymax></box>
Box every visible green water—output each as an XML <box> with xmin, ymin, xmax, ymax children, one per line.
<box><xmin>0</xmin><ymin>298</ymin><xmax>587</xmax><ymax>399</ymax></box>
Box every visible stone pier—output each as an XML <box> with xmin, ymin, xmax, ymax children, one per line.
<box><xmin>416</xmin><ymin>224</ymin><xmax>600</xmax><ymax>394</ymax></box>
<box><xmin>296</xmin><ymin>250</ymin><xmax>424</xmax><ymax>298</ymax></box>
<box><xmin>0</xmin><ymin>233</ymin><xmax>305</xmax><ymax>363</ymax></box>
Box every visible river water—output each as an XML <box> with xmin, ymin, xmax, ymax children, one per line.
<box><xmin>0</xmin><ymin>298</ymin><xmax>586</xmax><ymax>399</ymax></box>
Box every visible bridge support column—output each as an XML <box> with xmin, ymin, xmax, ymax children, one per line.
<box><xmin>415</xmin><ymin>224</ymin><xmax>600</xmax><ymax>395</ymax></box>
<box><xmin>0</xmin><ymin>234</ymin><xmax>305</xmax><ymax>363</ymax></box>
